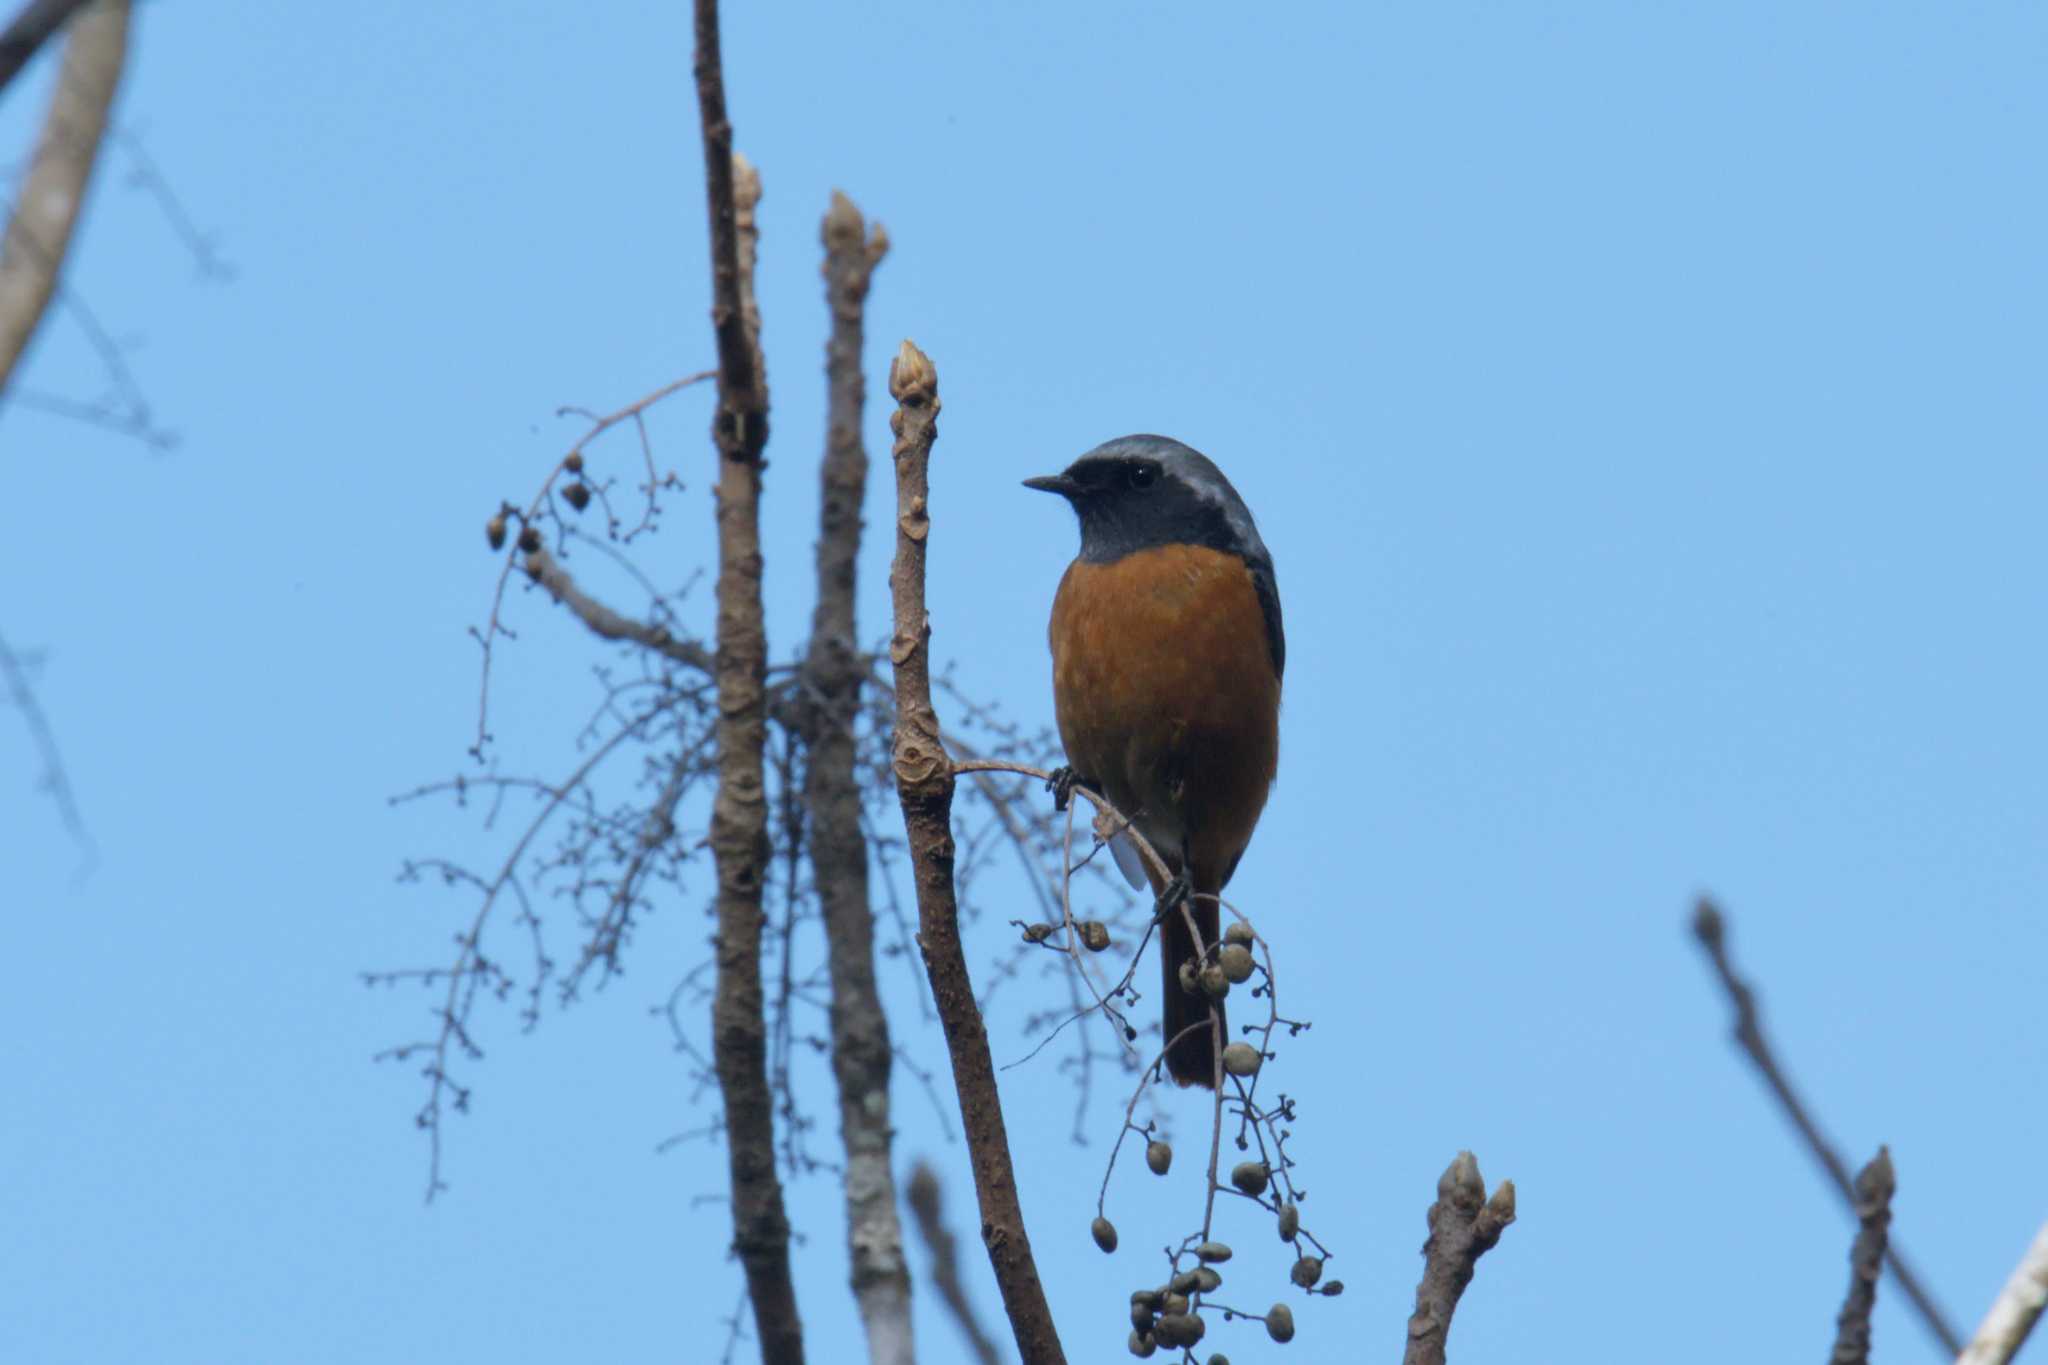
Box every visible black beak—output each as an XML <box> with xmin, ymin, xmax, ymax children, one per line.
<box><xmin>1023</xmin><ymin>474</ymin><xmax>1078</xmax><ymax>497</ymax></box>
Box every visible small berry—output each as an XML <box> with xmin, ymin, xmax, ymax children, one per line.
<box><xmin>1266</xmin><ymin>1303</ymin><xmax>1295</xmax><ymax>1343</ymax></box>
<box><xmin>1290</xmin><ymin>1256</ymin><xmax>1323</xmax><ymax>1288</ymax></box>
<box><xmin>1277</xmin><ymin>1203</ymin><xmax>1300</xmax><ymax>1241</ymax></box>
<box><xmin>1127</xmin><ymin>1329</ymin><xmax>1156</xmax><ymax>1358</ymax></box>
<box><xmin>1194</xmin><ymin>1241</ymin><xmax>1232</xmax><ymax>1263</ymax></box>
<box><xmin>1221</xmin><ymin>1043</ymin><xmax>1261</xmax><ymax>1077</ymax></box>
<box><xmin>563</xmin><ymin>482</ymin><xmax>591</xmax><ymax>511</ymax></box>
<box><xmin>517</xmin><ymin>525</ymin><xmax>541</xmax><ymax>554</ymax></box>
<box><xmin>1223</xmin><ymin>920</ymin><xmax>1255</xmax><ymax>947</ymax></box>
<box><xmin>564</xmin><ymin>451</ymin><xmax>585</xmax><ymax>474</ymax></box>
<box><xmin>1230</xmin><ymin>1162</ymin><xmax>1269</xmax><ymax>1196</ymax></box>
<box><xmin>1218</xmin><ymin>943</ymin><xmax>1254</xmax><ymax>982</ymax></box>
<box><xmin>1078</xmin><ymin>920</ymin><xmax>1111</xmax><ymax>951</ymax></box>
<box><xmin>1022</xmin><ymin>923</ymin><xmax>1053</xmax><ymax>943</ymax></box>
<box><xmin>486</xmin><ymin>515</ymin><xmax>507</xmax><ymax>550</ymax></box>
<box><xmin>1192</xmin><ymin>1267</ymin><xmax>1222</xmax><ymax>1293</ymax></box>
<box><xmin>1145</xmin><ymin>1141</ymin><xmax>1172</xmax><ymax>1176</ymax></box>
<box><xmin>1091</xmin><ymin>1217</ymin><xmax>1118</xmax><ymax>1253</ymax></box>
<box><xmin>1198</xmin><ymin>964</ymin><xmax>1229</xmax><ymax>999</ymax></box>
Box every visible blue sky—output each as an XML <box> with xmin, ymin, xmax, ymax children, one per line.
<box><xmin>3</xmin><ymin>3</ymin><xmax>2044</xmax><ymax>1362</ymax></box>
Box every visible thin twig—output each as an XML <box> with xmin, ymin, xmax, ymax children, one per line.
<box><xmin>1830</xmin><ymin>1148</ymin><xmax>1894</xmax><ymax>1365</ymax></box>
<box><xmin>1404</xmin><ymin>1151</ymin><xmax>1516</xmax><ymax>1365</ymax></box>
<box><xmin>1691</xmin><ymin>897</ymin><xmax>1962</xmax><ymax>1355</ymax></box>
<box><xmin>0</xmin><ymin>625</ymin><xmax>93</xmax><ymax>870</ymax></box>
<box><xmin>885</xmin><ymin>339</ymin><xmax>1065</xmax><ymax>1365</ymax></box>
<box><xmin>905</xmin><ymin>1161</ymin><xmax>1004</xmax><ymax>1365</ymax></box>
<box><xmin>0</xmin><ymin>0</ymin><xmax>95</xmax><ymax>98</ymax></box>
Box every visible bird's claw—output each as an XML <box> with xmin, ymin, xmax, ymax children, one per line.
<box><xmin>1153</xmin><ymin>872</ymin><xmax>1191</xmax><ymax>921</ymax></box>
<box><xmin>1046</xmin><ymin>766</ymin><xmax>1080</xmax><ymax>812</ymax></box>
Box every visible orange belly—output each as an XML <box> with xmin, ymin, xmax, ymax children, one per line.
<box><xmin>1048</xmin><ymin>543</ymin><xmax>1281</xmax><ymax>890</ymax></box>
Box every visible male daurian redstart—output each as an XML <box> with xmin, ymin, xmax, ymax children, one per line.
<box><xmin>1027</xmin><ymin>435</ymin><xmax>1282</xmax><ymax>1088</ymax></box>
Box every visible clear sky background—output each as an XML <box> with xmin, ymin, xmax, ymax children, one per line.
<box><xmin>3</xmin><ymin>3</ymin><xmax>2044</xmax><ymax>1362</ymax></box>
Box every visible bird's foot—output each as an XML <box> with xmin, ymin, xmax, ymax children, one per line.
<box><xmin>1153</xmin><ymin>872</ymin><xmax>1191</xmax><ymax>922</ymax></box>
<box><xmin>1046</xmin><ymin>766</ymin><xmax>1081</xmax><ymax>812</ymax></box>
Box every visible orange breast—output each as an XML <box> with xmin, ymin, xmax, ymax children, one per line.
<box><xmin>1047</xmin><ymin>544</ymin><xmax>1281</xmax><ymax>889</ymax></box>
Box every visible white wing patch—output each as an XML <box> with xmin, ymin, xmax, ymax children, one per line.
<box><xmin>1109</xmin><ymin>829</ymin><xmax>1148</xmax><ymax>889</ymax></box>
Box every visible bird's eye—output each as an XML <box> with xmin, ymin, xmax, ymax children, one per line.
<box><xmin>1128</xmin><ymin>464</ymin><xmax>1157</xmax><ymax>490</ymax></box>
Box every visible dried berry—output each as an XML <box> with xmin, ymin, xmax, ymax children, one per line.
<box><xmin>1198</xmin><ymin>964</ymin><xmax>1229</xmax><ymax>999</ymax></box>
<box><xmin>1022</xmin><ymin>923</ymin><xmax>1053</xmax><ymax>943</ymax></box>
<box><xmin>1223</xmin><ymin>920</ymin><xmax>1255</xmax><ymax>947</ymax></box>
<box><xmin>517</xmin><ymin>525</ymin><xmax>541</xmax><ymax>554</ymax></box>
<box><xmin>1078</xmin><ymin>920</ymin><xmax>1111</xmax><ymax>951</ymax></box>
<box><xmin>1265</xmin><ymin>1303</ymin><xmax>1295</xmax><ymax>1344</ymax></box>
<box><xmin>1127</xmin><ymin>1329</ymin><xmax>1156</xmax><ymax>1358</ymax></box>
<box><xmin>1091</xmin><ymin>1216</ymin><xmax>1118</xmax><ymax>1253</ymax></box>
<box><xmin>1276</xmin><ymin>1203</ymin><xmax>1300</xmax><ymax>1241</ymax></box>
<box><xmin>1230</xmin><ymin>1162</ymin><xmax>1269</xmax><ymax>1196</ymax></box>
<box><xmin>1290</xmin><ymin>1255</ymin><xmax>1323</xmax><ymax>1288</ymax></box>
<box><xmin>486</xmin><ymin>515</ymin><xmax>507</xmax><ymax>550</ymax></box>
<box><xmin>1218</xmin><ymin>943</ymin><xmax>1254</xmax><ymax>982</ymax></box>
<box><xmin>564</xmin><ymin>451</ymin><xmax>585</xmax><ymax>474</ymax></box>
<box><xmin>563</xmin><ymin>482</ymin><xmax>591</xmax><ymax>511</ymax></box>
<box><xmin>1194</xmin><ymin>1241</ymin><xmax>1232</xmax><ymax>1263</ymax></box>
<box><xmin>1146</xmin><ymin>1141</ymin><xmax>1173</xmax><ymax>1176</ymax></box>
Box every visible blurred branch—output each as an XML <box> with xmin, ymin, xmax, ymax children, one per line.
<box><xmin>803</xmin><ymin>191</ymin><xmax>910</xmax><ymax>1364</ymax></box>
<box><xmin>906</xmin><ymin>1160</ymin><xmax>1003</xmax><ymax>1365</ymax></box>
<box><xmin>0</xmin><ymin>0</ymin><xmax>94</xmax><ymax>96</ymax></box>
<box><xmin>1957</xmin><ymin>1219</ymin><xmax>2048</xmax><ymax>1365</ymax></box>
<box><xmin>1690</xmin><ymin>897</ymin><xmax>1962</xmax><ymax>1355</ymax></box>
<box><xmin>1830</xmin><ymin>1148</ymin><xmax>1893</xmax><ymax>1365</ymax></box>
<box><xmin>0</xmin><ymin>624</ymin><xmax>92</xmax><ymax>868</ymax></box>
<box><xmin>0</xmin><ymin>0</ymin><xmax>127</xmax><ymax>400</ymax></box>
<box><xmin>885</xmin><ymin>338</ymin><xmax>1065</xmax><ymax>1365</ymax></box>
<box><xmin>1403</xmin><ymin>1150</ymin><xmax>1515</xmax><ymax>1365</ymax></box>
<box><xmin>693</xmin><ymin>0</ymin><xmax>799</xmax><ymax>1355</ymax></box>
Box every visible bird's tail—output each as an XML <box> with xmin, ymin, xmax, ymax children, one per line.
<box><xmin>1159</xmin><ymin>889</ymin><xmax>1224</xmax><ymax>1088</ymax></box>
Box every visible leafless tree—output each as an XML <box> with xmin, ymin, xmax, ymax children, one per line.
<box><xmin>375</xmin><ymin>5</ymin><xmax>2048</xmax><ymax>1364</ymax></box>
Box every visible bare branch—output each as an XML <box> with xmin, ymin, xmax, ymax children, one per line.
<box><xmin>1691</xmin><ymin>897</ymin><xmax>1962</xmax><ymax>1354</ymax></box>
<box><xmin>0</xmin><ymin>0</ymin><xmax>127</xmax><ymax>398</ymax></box>
<box><xmin>905</xmin><ymin>1161</ymin><xmax>1003</xmax><ymax>1365</ymax></box>
<box><xmin>1957</xmin><ymin>1219</ymin><xmax>2048</xmax><ymax>1365</ymax></box>
<box><xmin>1404</xmin><ymin>1150</ymin><xmax>1515</xmax><ymax>1365</ymax></box>
<box><xmin>886</xmin><ymin>339</ymin><xmax>1065</xmax><ymax>1364</ymax></box>
<box><xmin>1830</xmin><ymin>1148</ymin><xmax>1893</xmax><ymax>1365</ymax></box>
<box><xmin>802</xmin><ymin>190</ymin><xmax>910</xmax><ymax>1364</ymax></box>
<box><xmin>693</xmin><ymin>0</ymin><xmax>799</xmax><ymax>1354</ymax></box>
<box><xmin>521</xmin><ymin>546</ymin><xmax>714</xmax><ymax>672</ymax></box>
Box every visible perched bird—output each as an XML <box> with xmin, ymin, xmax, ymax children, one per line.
<box><xmin>1025</xmin><ymin>435</ymin><xmax>1283</xmax><ymax>1088</ymax></box>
